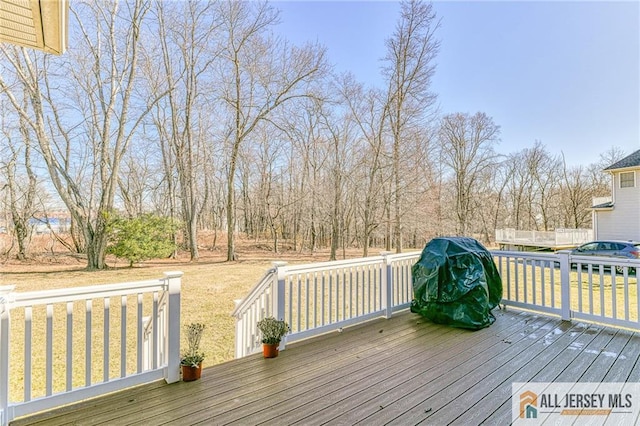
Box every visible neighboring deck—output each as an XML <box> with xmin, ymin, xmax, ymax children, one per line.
<box><xmin>12</xmin><ymin>308</ymin><xmax>640</xmax><ymax>425</ymax></box>
<box><xmin>495</xmin><ymin>228</ymin><xmax>592</xmax><ymax>251</ymax></box>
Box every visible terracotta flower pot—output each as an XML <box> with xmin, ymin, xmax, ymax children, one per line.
<box><xmin>181</xmin><ymin>363</ymin><xmax>202</xmax><ymax>381</ymax></box>
<box><xmin>262</xmin><ymin>343</ymin><xmax>279</xmax><ymax>358</ymax></box>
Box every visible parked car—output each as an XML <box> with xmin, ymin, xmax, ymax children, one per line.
<box><xmin>571</xmin><ymin>240</ymin><xmax>640</xmax><ymax>274</ymax></box>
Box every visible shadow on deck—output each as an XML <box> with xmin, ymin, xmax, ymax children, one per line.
<box><xmin>12</xmin><ymin>309</ymin><xmax>640</xmax><ymax>425</ymax></box>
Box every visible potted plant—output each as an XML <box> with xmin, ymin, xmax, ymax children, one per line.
<box><xmin>257</xmin><ymin>316</ymin><xmax>290</xmax><ymax>358</ymax></box>
<box><xmin>180</xmin><ymin>322</ymin><xmax>205</xmax><ymax>381</ymax></box>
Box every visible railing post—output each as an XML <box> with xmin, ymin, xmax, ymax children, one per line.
<box><xmin>233</xmin><ymin>299</ymin><xmax>244</xmax><ymax>359</ymax></box>
<box><xmin>163</xmin><ymin>271</ymin><xmax>182</xmax><ymax>384</ymax></box>
<box><xmin>0</xmin><ymin>286</ymin><xmax>15</xmax><ymax>426</ymax></box>
<box><xmin>380</xmin><ymin>252</ymin><xmax>393</xmax><ymax>319</ymax></box>
<box><xmin>272</xmin><ymin>262</ymin><xmax>287</xmax><ymax>349</ymax></box>
<box><xmin>557</xmin><ymin>250</ymin><xmax>571</xmax><ymax>321</ymax></box>
<box><xmin>142</xmin><ymin>316</ymin><xmax>151</xmax><ymax>371</ymax></box>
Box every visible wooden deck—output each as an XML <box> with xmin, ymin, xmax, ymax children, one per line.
<box><xmin>11</xmin><ymin>308</ymin><xmax>640</xmax><ymax>425</ymax></box>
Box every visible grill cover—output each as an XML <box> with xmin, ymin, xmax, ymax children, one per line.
<box><xmin>410</xmin><ymin>237</ymin><xmax>502</xmax><ymax>330</ymax></box>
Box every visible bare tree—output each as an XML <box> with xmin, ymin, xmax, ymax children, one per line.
<box><xmin>335</xmin><ymin>74</ymin><xmax>389</xmax><ymax>256</ymax></box>
<box><xmin>276</xmin><ymin>97</ymin><xmax>329</xmax><ymax>253</ymax></box>
<box><xmin>0</xmin><ymin>99</ymin><xmax>38</xmax><ymax>259</ymax></box>
<box><xmin>504</xmin><ymin>151</ymin><xmax>533</xmax><ymax>229</ymax></box>
<box><xmin>559</xmin><ymin>159</ymin><xmax>593</xmax><ymax>228</ymax></box>
<box><xmin>484</xmin><ymin>159</ymin><xmax>511</xmax><ymax>242</ymax></box>
<box><xmin>597</xmin><ymin>146</ymin><xmax>628</xmax><ymax>170</ymax></box>
<box><xmin>503</xmin><ymin>143</ymin><xmax>560</xmax><ymax>231</ymax></box>
<box><xmin>588</xmin><ymin>146</ymin><xmax>628</xmax><ymax>198</ymax></box>
<box><xmin>557</xmin><ymin>147</ymin><xmax>624</xmax><ymax>229</ymax></box>
<box><xmin>318</xmin><ymin>100</ymin><xmax>354</xmax><ymax>260</ymax></box>
<box><xmin>0</xmin><ymin>0</ymin><xmax>164</xmax><ymax>269</ymax></box>
<box><xmin>118</xmin><ymin>142</ymin><xmax>160</xmax><ymax>218</ymax></box>
<box><xmin>439</xmin><ymin>112</ymin><xmax>501</xmax><ymax>236</ymax></box>
<box><xmin>526</xmin><ymin>142</ymin><xmax>562</xmax><ymax>231</ymax></box>
<box><xmin>471</xmin><ymin>164</ymin><xmax>501</xmax><ymax>243</ymax></box>
<box><xmin>237</xmin><ymin>123</ymin><xmax>289</xmax><ymax>253</ymax></box>
<box><xmin>147</xmin><ymin>0</ymin><xmax>220</xmax><ymax>261</ymax></box>
<box><xmin>382</xmin><ymin>0</ymin><xmax>440</xmax><ymax>252</ymax></box>
<box><xmin>217</xmin><ymin>0</ymin><xmax>326</xmax><ymax>261</ymax></box>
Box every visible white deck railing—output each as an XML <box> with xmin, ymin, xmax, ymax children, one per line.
<box><xmin>232</xmin><ymin>252</ymin><xmax>416</xmax><ymax>358</ymax></box>
<box><xmin>494</xmin><ymin>250</ymin><xmax>640</xmax><ymax>329</ymax></box>
<box><xmin>234</xmin><ymin>250</ymin><xmax>640</xmax><ymax>358</ymax></box>
<box><xmin>0</xmin><ymin>272</ymin><xmax>182</xmax><ymax>426</ymax></box>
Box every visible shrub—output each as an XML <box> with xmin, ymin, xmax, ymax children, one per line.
<box><xmin>106</xmin><ymin>213</ymin><xmax>179</xmax><ymax>266</ymax></box>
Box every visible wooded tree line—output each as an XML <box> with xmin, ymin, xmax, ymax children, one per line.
<box><xmin>0</xmin><ymin>0</ymin><xmax>622</xmax><ymax>268</ymax></box>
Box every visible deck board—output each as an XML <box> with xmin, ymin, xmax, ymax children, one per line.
<box><xmin>205</xmin><ymin>326</ymin><xmax>457</xmax><ymax>425</ymax></box>
<box><xmin>266</xmin><ymin>311</ymin><xmax>539</xmax><ymax>426</ymax></box>
<box><xmin>131</xmin><ymin>316</ymin><xmax>451</xmax><ymax>425</ymax></box>
<box><xmin>324</xmin><ymin>316</ymin><xmax>543</xmax><ymax>425</ymax></box>
<box><xmin>451</xmin><ymin>319</ymin><xmax>587</xmax><ymax>425</ymax></box>
<box><xmin>10</xmin><ymin>309</ymin><xmax>640</xmax><ymax>426</ymax></box>
<box><xmin>379</xmin><ymin>316</ymin><xmax>557</xmax><ymax>425</ymax></box>
<box><xmin>233</xmin><ymin>318</ymin><xmax>521</xmax><ymax>425</ymax></box>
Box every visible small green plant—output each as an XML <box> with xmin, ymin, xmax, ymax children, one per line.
<box><xmin>106</xmin><ymin>213</ymin><xmax>179</xmax><ymax>267</ymax></box>
<box><xmin>257</xmin><ymin>316</ymin><xmax>290</xmax><ymax>345</ymax></box>
<box><xmin>181</xmin><ymin>323</ymin><xmax>205</xmax><ymax>367</ymax></box>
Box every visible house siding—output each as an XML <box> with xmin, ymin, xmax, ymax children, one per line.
<box><xmin>595</xmin><ymin>210</ymin><xmax>618</xmax><ymax>239</ymax></box>
<box><xmin>595</xmin><ymin>172</ymin><xmax>640</xmax><ymax>241</ymax></box>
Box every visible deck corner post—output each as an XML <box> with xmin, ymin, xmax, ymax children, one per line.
<box><xmin>272</xmin><ymin>261</ymin><xmax>287</xmax><ymax>348</ymax></box>
<box><xmin>557</xmin><ymin>250</ymin><xmax>571</xmax><ymax>321</ymax></box>
<box><xmin>0</xmin><ymin>286</ymin><xmax>15</xmax><ymax>426</ymax></box>
<box><xmin>380</xmin><ymin>252</ymin><xmax>393</xmax><ymax>319</ymax></box>
<box><xmin>163</xmin><ymin>272</ymin><xmax>182</xmax><ymax>384</ymax></box>
<box><xmin>233</xmin><ymin>300</ymin><xmax>244</xmax><ymax>359</ymax></box>
<box><xmin>272</xmin><ymin>261</ymin><xmax>287</xmax><ymax>320</ymax></box>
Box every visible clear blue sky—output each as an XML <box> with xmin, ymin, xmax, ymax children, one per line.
<box><xmin>274</xmin><ymin>1</ymin><xmax>640</xmax><ymax>167</ymax></box>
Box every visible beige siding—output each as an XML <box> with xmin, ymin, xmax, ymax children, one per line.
<box><xmin>0</xmin><ymin>0</ymin><xmax>67</xmax><ymax>54</ymax></box>
<box><xmin>596</xmin><ymin>171</ymin><xmax>640</xmax><ymax>241</ymax></box>
<box><xmin>595</xmin><ymin>210</ymin><xmax>618</xmax><ymax>239</ymax></box>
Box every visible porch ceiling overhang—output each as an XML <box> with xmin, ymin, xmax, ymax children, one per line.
<box><xmin>591</xmin><ymin>202</ymin><xmax>614</xmax><ymax>210</ymax></box>
<box><xmin>0</xmin><ymin>0</ymin><xmax>68</xmax><ymax>55</ymax></box>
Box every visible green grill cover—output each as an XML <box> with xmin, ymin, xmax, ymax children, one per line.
<box><xmin>410</xmin><ymin>237</ymin><xmax>502</xmax><ymax>330</ymax></box>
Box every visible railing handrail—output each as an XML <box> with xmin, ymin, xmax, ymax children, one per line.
<box><xmin>491</xmin><ymin>250</ymin><xmax>559</xmax><ymax>260</ymax></box>
<box><xmin>281</xmin><ymin>255</ymin><xmax>385</xmax><ymax>274</ymax></box>
<box><xmin>266</xmin><ymin>252</ymin><xmax>420</xmax><ymax>277</ymax></box>
<box><xmin>231</xmin><ymin>267</ymin><xmax>277</xmax><ymax>317</ymax></box>
<box><xmin>382</xmin><ymin>251</ymin><xmax>423</xmax><ymax>261</ymax></box>
<box><xmin>570</xmin><ymin>254</ymin><xmax>640</xmax><ymax>267</ymax></box>
<box><xmin>11</xmin><ymin>279</ymin><xmax>167</xmax><ymax>307</ymax></box>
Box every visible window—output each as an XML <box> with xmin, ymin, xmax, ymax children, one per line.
<box><xmin>579</xmin><ymin>243</ymin><xmax>598</xmax><ymax>252</ymax></box>
<box><xmin>620</xmin><ymin>171</ymin><xmax>635</xmax><ymax>188</ymax></box>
